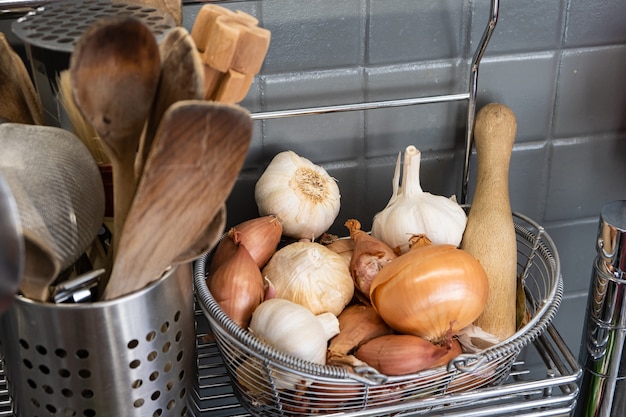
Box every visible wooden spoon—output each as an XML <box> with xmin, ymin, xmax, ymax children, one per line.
<box><xmin>70</xmin><ymin>16</ymin><xmax>161</xmax><ymax>260</ymax></box>
<box><xmin>461</xmin><ymin>102</ymin><xmax>518</xmax><ymax>345</ymax></box>
<box><xmin>0</xmin><ymin>32</ymin><xmax>44</xmax><ymax>125</ymax></box>
<box><xmin>20</xmin><ymin>229</ymin><xmax>61</xmax><ymax>302</ymax></box>
<box><xmin>135</xmin><ymin>26</ymin><xmax>205</xmax><ymax>180</ymax></box>
<box><xmin>172</xmin><ymin>203</ymin><xmax>226</xmax><ymax>265</ymax></box>
<box><xmin>102</xmin><ymin>100</ymin><xmax>252</xmax><ymax>300</ymax></box>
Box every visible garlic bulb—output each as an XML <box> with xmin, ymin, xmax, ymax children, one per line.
<box><xmin>249</xmin><ymin>298</ymin><xmax>340</xmax><ymax>364</ymax></box>
<box><xmin>262</xmin><ymin>241</ymin><xmax>354</xmax><ymax>316</ymax></box>
<box><xmin>255</xmin><ymin>150</ymin><xmax>340</xmax><ymax>240</ymax></box>
<box><xmin>371</xmin><ymin>146</ymin><xmax>466</xmax><ymax>253</ymax></box>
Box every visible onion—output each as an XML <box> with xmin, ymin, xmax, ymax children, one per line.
<box><xmin>354</xmin><ymin>334</ymin><xmax>452</xmax><ymax>376</ymax></box>
<box><xmin>327</xmin><ymin>303</ymin><xmax>393</xmax><ymax>364</ymax></box>
<box><xmin>324</xmin><ymin>237</ymin><xmax>354</xmax><ymax>269</ymax></box>
<box><xmin>345</xmin><ymin>218</ymin><xmax>397</xmax><ymax>297</ymax></box>
<box><xmin>209</xmin><ymin>215</ymin><xmax>282</xmax><ymax>274</ymax></box>
<box><xmin>369</xmin><ymin>235</ymin><xmax>489</xmax><ymax>344</ymax></box>
<box><xmin>206</xmin><ymin>235</ymin><xmax>264</xmax><ymax>329</ymax></box>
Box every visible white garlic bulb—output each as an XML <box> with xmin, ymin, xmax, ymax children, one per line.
<box><xmin>262</xmin><ymin>241</ymin><xmax>354</xmax><ymax>316</ymax></box>
<box><xmin>254</xmin><ymin>150</ymin><xmax>340</xmax><ymax>240</ymax></box>
<box><xmin>371</xmin><ymin>145</ymin><xmax>467</xmax><ymax>253</ymax></box>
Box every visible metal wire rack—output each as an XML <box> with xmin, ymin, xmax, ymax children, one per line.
<box><xmin>0</xmin><ymin>309</ymin><xmax>581</xmax><ymax>417</ymax></box>
<box><xmin>191</xmin><ymin>321</ymin><xmax>581</xmax><ymax>417</ymax></box>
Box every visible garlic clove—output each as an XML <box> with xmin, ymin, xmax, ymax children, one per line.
<box><xmin>249</xmin><ymin>298</ymin><xmax>340</xmax><ymax>365</ymax></box>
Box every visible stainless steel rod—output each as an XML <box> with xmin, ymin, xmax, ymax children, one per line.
<box><xmin>249</xmin><ymin>93</ymin><xmax>470</xmax><ymax>120</ymax></box>
<box><xmin>461</xmin><ymin>0</ymin><xmax>500</xmax><ymax>203</ymax></box>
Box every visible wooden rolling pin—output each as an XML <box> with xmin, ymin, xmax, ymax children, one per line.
<box><xmin>461</xmin><ymin>103</ymin><xmax>518</xmax><ymax>344</ymax></box>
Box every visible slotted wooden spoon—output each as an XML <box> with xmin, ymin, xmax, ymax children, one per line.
<box><xmin>102</xmin><ymin>100</ymin><xmax>252</xmax><ymax>300</ymax></box>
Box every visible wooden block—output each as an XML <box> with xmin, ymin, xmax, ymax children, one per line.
<box><xmin>213</xmin><ymin>69</ymin><xmax>249</xmax><ymax>104</ymax></box>
<box><xmin>190</xmin><ymin>4</ymin><xmax>233</xmax><ymax>52</ymax></box>
<box><xmin>203</xmin><ymin>64</ymin><xmax>224</xmax><ymax>101</ymax></box>
<box><xmin>202</xmin><ymin>15</ymin><xmax>248</xmax><ymax>72</ymax></box>
<box><xmin>230</xmin><ymin>23</ymin><xmax>271</xmax><ymax>75</ymax></box>
<box><xmin>233</xmin><ymin>10</ymin><xmax>259</xmax><ymax>26</ymax></box>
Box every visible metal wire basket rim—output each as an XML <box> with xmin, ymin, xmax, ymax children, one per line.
<box><xmin>194</xmin><ymin>210</ymin><xmax>563</xmax><ymax>384</ymax></box>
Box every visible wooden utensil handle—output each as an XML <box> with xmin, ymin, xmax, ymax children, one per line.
<box><xmin>461</xmin><ymin>103</ymin><xmax>518</xmax><ymax>344</ymax></box>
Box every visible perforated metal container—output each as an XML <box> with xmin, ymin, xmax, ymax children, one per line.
<box><xmin>194</xmin><ymin>211</ymin><xmax>564</xmax><ymax>416</ymax></box>
<box><xmin>0</xmin><ymin>263</ymin><xmax>195</xmax><ymax>417</ymax></box>
<box><xmin>11</xmin><ymin>0</ymin><xmax>175</xmax><ymax>126</ymax></box>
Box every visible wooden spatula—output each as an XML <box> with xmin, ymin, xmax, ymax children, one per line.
<box><xmin>102</xmin><ymin>100</ymin><xmax>252</xmax><ymax>300</ymax></box>
<box><xmin>135</xmin><ymin>26</ymin><xmax>205</xmax><ymax>179</ymax></box>
<box><xmin>0</xmin><ymin>33</ymin><xmax>44</xmax><ymax>125</ymax></box>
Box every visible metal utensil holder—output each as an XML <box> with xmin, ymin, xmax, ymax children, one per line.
<box><xmin>0</xmin><ymin>263</ymin><xmax>195</xmax><ymax>417</ymax></box>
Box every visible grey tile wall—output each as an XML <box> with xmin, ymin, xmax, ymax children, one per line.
<box><xmin>182</xmin><ymin>0</ymin><xmax>626</xmax><ymax>358</ymax></box>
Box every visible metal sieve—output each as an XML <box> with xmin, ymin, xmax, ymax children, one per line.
<box><xmin>0</xmin><ymin>123</ymin><xmax>105</xmax><ymax>274</ymax></box>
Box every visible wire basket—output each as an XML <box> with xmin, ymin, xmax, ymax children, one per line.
<box><xmin>193</xmin><ymin>211</ymin><xmax>563</xmax><ymax>416</ymax></box>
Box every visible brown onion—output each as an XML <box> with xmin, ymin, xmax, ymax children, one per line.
<box><xmin>370</xmin><ymin>235</ymin><xmax>489</xmax><ymax>344</ymax></box>
<box><xmin>328</xmin><ymin>303</ymin><xmax>393</xmax><ymax>361</ymax></box>
<box><xmin>324</xmin><ymin>238</ymin><xmax>354</xmax><ymax>269</ymax></box>
<box><xmin>354</xmin><ymin>334</ymin><xmax>450</xmax><ymax>376</ymax></box>
<box><xmin>207</xmin><ymin>235</ymin><xmax>264</xmax><ymax>329</ymax></box>
<box><xmin>209</xmin><ymin>215</ymin><xmax>282</xmax><ymax>274</ymax></box>
<box><xmin>344</xmin><ymin>219</ymin><xmax>397</xmax><ymax>297</ymax></box>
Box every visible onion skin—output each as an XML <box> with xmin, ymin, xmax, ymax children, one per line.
<box><xmin>328</xmin><ymin>303</ymin><xmax>393</xmax><ymax>361</ymax></box>
<box><xmin>209</xmin><ymin>215</ymin><xmax>282</xmax><ymax>274</ymax></box>
<box><xmin>369</xmin><ymin>240</ymin><xmax>489</xmax><ymax>344</ymax></box>
<box><xmin>345</xmin><ymin>219</ymin><xmax>397</xmax><ymax>297</ymax></box>
<box><xmin>207</xmin><ymin>239</ymin><xmax>264</xmax><ymax>329</ymax></box>
<box><xmin>354</xmin><ymin>334</ymin><xmax>451</xmax><ymax>376</ymax></box>
<box><xmin>324</xmin><ymin>238</ymin><xmax>354</xmax><ymax>269</ymax></box>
